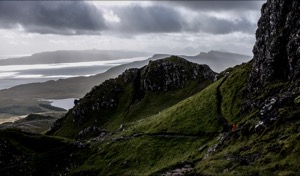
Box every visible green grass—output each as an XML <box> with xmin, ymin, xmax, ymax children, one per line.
<box><xmin>0</xmin><ymin>129</ymin><xmax>91</xmax><ymax>176</ymax></box>
<box><xmin>51</xmin><ymin>61</ymin><xmax>254</xmax><ymax>175</ymax></box>
<box><xmin>63</xmin><ymin>62</ymin><xmax>251</xmax><ymax>175</ymax></box>
<box><xmin>124</xmin><ymin>62</ymin><xmax>252</xmax><ymax>135</ymax></box>
<box><xmin>71</xmin><ymin>136</ymin><xmax>211</xmax><ymax>176</ymax></box>
<box><xmin>127</xmin><ymin>79</ymin><xmax>223</xmax><ymax>135</ymax></box>
<box><xmin>193</xmin><ymin>115</ymin><xmax>300</xmax><ymax>176</ymax></box>
<box><xmin>106</xmin><ymin>80</ymin><xmax>212</xmax><ymax>130</ymax></box>
<box><xmin>3</xmin><ymin>58</ymin><xmax>300</xmax><ymax>175</ymax></box>
<box><xmin>220</xmin><ymin>63</ymin><xmax>251</xmax><ymax>123</ymax></box>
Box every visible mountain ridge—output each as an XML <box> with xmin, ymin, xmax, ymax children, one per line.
<box><xmin>0</xmin><ymin>49</ymin><xmax>150</xmax><ymax>65</ymax></box>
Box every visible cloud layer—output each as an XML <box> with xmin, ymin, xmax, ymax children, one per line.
<box><xmin>0</xmin><ymin>1</ymin><xmax>106</xmax><ymax>35</ymax></box>
<box><xmin>0</xmin><ymin>1</ymin><xmax>264</xmax><ymax>35</ymax></box>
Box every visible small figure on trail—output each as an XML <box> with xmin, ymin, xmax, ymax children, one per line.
<box><xmin>231</xmin><ymin>124</ymin><xmax>237</xmax><ymax>132</ymax></box>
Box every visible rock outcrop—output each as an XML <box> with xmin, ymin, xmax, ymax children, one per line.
<box><xmin>248</xmin><ymin>0</ymin><xmax>300</xmax><ymax>98</ymax></box>
<box><xmin>244</xmin><ymin>0</ymin><xmax>300</xmax><ymax>126</ymax></box>
<box><xmin>142</xmin><ymin>57</ymin><xmax>215</xmax><ymax>92</ymax></box>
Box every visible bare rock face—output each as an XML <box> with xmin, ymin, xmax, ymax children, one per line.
<box><xmin>248</xmin><ymin>0</ymin><xmax>300</xmax><ymax>97</ymax></box>
<box><xmin>141</xmin><ymin>56</ymin><xmax>215</xmax><ymax>92</ymax></box>
<box><xmin>243</xmin><ymin>0</ymin><xmax>300</xmax><ymax>126</ymax></box>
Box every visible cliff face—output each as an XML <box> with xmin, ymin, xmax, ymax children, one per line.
<box><xmin>244</xmin><ymin>0</ymin><xmax>300</xmax><ymax>126</ymax></box>
<box><xmin>249</xmin><ymin>0</ymin><xmax>300</xmax><ymax>97</ymax></box>
<box><xmin>141</xmin><ymin>58</ymin><xmax>215</xmax><ymax>92</ymax></box>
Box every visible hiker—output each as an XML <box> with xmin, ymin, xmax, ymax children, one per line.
<box><xmin>231</xmin><ymin>124</ymin><xmax>237</xmax><ymax>132</ymax></box>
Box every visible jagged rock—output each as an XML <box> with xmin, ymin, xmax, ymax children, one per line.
<box><xmin>72</xmin><ymin>141</ymin><xmax>89</xmax><ymax>149</ymax></box>
<box><xmin>141</xmin><ymin>56</ymin><xmax>215</xmax><ymax>92</ymax></box>
<box><xmin>242</xmin><ymin>0</ymin><xmax>300</xmax><ymax>127</ymax></box>
<box><xmin>122</xmin><ymin>68</ymin><xmax>139</xmax><ymax>83</ymax></box>
<box><xmin>204</xmin><ymin>132</ymin><xmax>230</xmax><ymax>159</ymax></box>
<box><xmin>162</xmin><ymin>164</ymin><xmax>193</xmax><ymax>176</ymax></box>
<box><xmin>248</xmin><ymin>0</ymin><xmax>300</xmax><ymax>98</ymax></box>
<box><xmin>78</xmin><ymin>126</ymin><xmax>107</xmax><ymax>139</ymax></box>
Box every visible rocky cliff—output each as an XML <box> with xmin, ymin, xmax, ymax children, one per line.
<box><xmin>249</xmin><ymin>0</ymin><xmax>300</xmax><ymax>96</ymax></box>
<box><xmin>245</xmin><ymin>0</ymin><xmax>300</xmax><ymax>129</ymax></box>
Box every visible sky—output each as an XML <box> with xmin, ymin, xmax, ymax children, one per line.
<box><xmin>0</xmin><ymin>1</ymin><xmax>266</xmax><ymax>57</ymax></box>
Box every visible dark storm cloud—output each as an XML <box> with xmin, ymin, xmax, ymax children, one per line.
<box><xmin>112</xmin><ymin>4</ymin><xmax>257</xmax><ymax>34</ymax></box>
<box><xmin>161</xmin><ymin>1</ymin><xmax>265</xmax><ymax>12</ymax></box>
<box><xmin>0</xmin><ymin>1</ymin><xmax>106</xmax><ymax>35</ymax></box>
<box><xmin>0</xmin><ymin>1</ymin><xmax>263</xmax><ymax>35</ymax></box>
<box><xmin>113</xmin><ymin>5</ymin><xmax>184</xmax><ymax>33</ymax></box>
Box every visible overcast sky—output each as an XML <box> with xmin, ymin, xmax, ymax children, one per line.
<box><xmin>0</xmin><ymin>1</ymin><xmax>265</xmax><ymax>57</ymax></box>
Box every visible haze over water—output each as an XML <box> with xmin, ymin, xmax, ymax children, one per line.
<box><xmin>0</xmin><ymin>56</ymin><xmax>149</xmax><ymax>90</ymax></box>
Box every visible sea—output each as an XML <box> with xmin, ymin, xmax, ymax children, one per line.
<box><xmin>0</xmin><ymin>56</ymin><xmax>150</xmax><ymax>90</ymax></box>
<box><xmin>0</xmin><ymin>55</ymin><xmax>150</xmax><ymax>123</ymax></box>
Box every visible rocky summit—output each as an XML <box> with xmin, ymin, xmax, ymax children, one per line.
<box><xmin>1</xmin><ymin>0</ymin><xmax>300</xmax><ymax>175</ymax></box>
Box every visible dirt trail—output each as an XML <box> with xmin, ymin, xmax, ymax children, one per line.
<box><xmin>216</xmin><ymin>76</ymin><xmax>229</xmax><ymax>131</ymax></box>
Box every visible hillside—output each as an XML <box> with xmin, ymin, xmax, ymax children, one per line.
<box><xmin>0</xmin><ymin>0</ymin><xmax>300</xmax><ymax>175</ymax></box>
<box><xmin>0</xmin><ymin>113</ymin><xmax>64</xmax><ymax>134</ymax></box>
<box><xmin>48</xmin><ymin>56</ymin><xmax>216</xmax><ymax>138</ymax></box>
<box><xmin>0</xmin><ymin>129</ymin><xmax>91</xmax><ymax>176</ymax></box>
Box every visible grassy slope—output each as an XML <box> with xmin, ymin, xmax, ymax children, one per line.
<box><xmin>74</xmin><ymin>137</ymin><xmax>210</xmax><ymax>176</ymax></box>
<box><xmin>0</xmin><ymin>129</ymin><xmax>90</xmax><ymax>176</ymax></box>
<box><xmin>194</xmin><ymin>109</ymin><xmax>300</xmax><ymax>176</ymax></box>
<box><xmin>0</xmin><ymin>113</ymin><xmax>64</xmax><ymax>134</ymax></box>
<box><xmin>219</xmin><ymin>63</ymin><xmax>251</xmax><ymax>123</ymax></box>
<box><xmin>52</xmin><ymin>57</ymin><xmax>214</xmax><ymax>138</ymax></box>
<box><xmin>1</xmin><ymin>60</ymin><xmax>299</xmax><ymax>175</ymax></box>
<box><xmin>193</xmin><ymin>79</ymin><xmax>300</xmax><ymax>175</ymax></box>
<box><xmin>68</xmin><ymin>62</ymin><xmax>251</xmax><ymax>175</ymax></box>
<box><xmin>127</xmin><ymin>79</ymin><xmax>221</xmax><ymax>135</ymax></box>
<box><xmin>72</xmin><ymin>61</ymin><xmax>300</xmax><ymax>175</ymax></box>
<box><xmin>107</xmin><ymin>80</ymin><xmax>211</xmax><ymax>130</ymax></box>
<box><xmin>125</xmin><ymin>63</ymin><xmax>251</xmax><ymax>135</ymax></box>
<box><xmin>53</xmin><ymin>80</ymin><xmax>211</xmax><ymax>138</ymax></box>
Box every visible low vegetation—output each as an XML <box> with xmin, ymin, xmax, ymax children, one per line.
<box><xmin>1</xmin><ymin>57</ymin><xmax>299</xmax><ymax>175</ymax></box>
